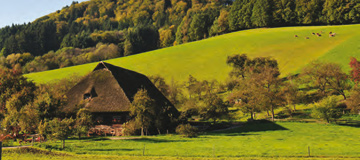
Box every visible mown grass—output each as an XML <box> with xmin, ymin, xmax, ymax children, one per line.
<box><xmin>25</xmin><ymin>24</ymin><xmax>360</xmax><ymax>84</ymax></box>
<box><xmin>28</xmin><ymin>121</ymin><xmax>360</xmax><ymax>159</ymax></box>
<box><xmin>4</xmin><ymin>148</ymin><xmax>349</xmax><ymax>160</ymax></box>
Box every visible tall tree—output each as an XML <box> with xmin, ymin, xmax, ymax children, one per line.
<box><xmin>229</xmin><ymin>0</ymin><xmax>254</xmax><ymax>30</ymax></box>
<box><xmin>189</xmin><ymin>13</ymin><xmax>207</xmax><ymax>41</ymax></box>
<box><xmin>251</xmin><ymin>0</ymin><xmax>272</xmax><ymax>27</ymax></box>
<box><xmin>272</xmin><ymin>0</ymin><xmax>296</xmax><ymax>26</ymax></box>
<box><xmin>301</xmin><ymin>61</ymin><xmax>350</xmax><ymax>100</ymax></box>
<box><xmin>0</xmin><ymin>68</ymin><xmax>37</xmax><ymax>134</ymax></box>
<box><xmin>349</xmin><ymin>57</ymin><xmax>360</xmax><ymax>83</ymax></box>
<box><xmin>259</xmin><ymin>67</ymin><xmax>284</xmax><ymax>121</ymax></box>
<box><xmin>199</xmin><ymin>80</ymin><xmax>228</xmax><ymax>123</ymax></box>
<box><xmin>311</xmin><ymin>96</ymin><xmax>342</xmax><ymax>123</ymax></box>
<box><xmin>130</xmin><ymin>89</ymin><xmax>156</xmax><ymax>136</ymax></box>
<box><xmin>346</xmin><ymin>85</ymin><xmax>360</xmax><ymax>114</ymax></box>
<box><xmin>41</xmin><ymin>118</ymin><xmax>75</xmax><ymax>149</ymax></box>
<box><xmin>74</xmin><ymin>107</ymin><xmax>92</xmax><ymax>139</ymax></box>
<box><xmin>228</xmin><ymin>78</ymin><xmax>264</xmax><ymax>120</ymax></box>
<box><xmin>227</xmin><ymin>55</ymin><xmax>282</xmax><ymax>121</ymax></box>
<box><xmin>124</xmin><ymin>25</ymin><xmax>159</xmax><ymax>56</ymax></box>
<box><xmin>283</xmin><ymin>77</ymin><xmax>302</xmax><ymax>111</ymax></box>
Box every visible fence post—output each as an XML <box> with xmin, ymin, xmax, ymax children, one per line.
<box><xmin>0</xmin><ymin>141</ymin><xmax>2</xmax><ymax>160</ymax></box>
<box><xmin>143</xmin><ymin>144</ymin><xmax>145</xmax><ymax>156</ymax></box>
<box><xmin>31</xmin><ymin>136</ymin><xmax>34</xmax><ymax>146</ymax></box>
<box><xmin>212</xmin><ymin>144</ymin><xmax>215</xmax><ymax>158</ymax></box>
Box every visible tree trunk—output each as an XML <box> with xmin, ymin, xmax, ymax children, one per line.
<box><xmin>250</xmin><ymin>111</ymin><xmax>254</xmax><ymax>120</ymax></box>
<box><xmin>62</xmin><ymin>140</ymin><xmax>65</xmax><ymax>149</ymax></box>
<box><xmin>293</xmin><ymin>104</ymin><xmax>296</xmax><ymax>112</ymax></box>
<box><xmin>342</xmin><ymin>93</ymin><xmax>346</xmax><ymax>100</ymax></box>
<box><xmin>141</xmin><ymin>127</ymin><xmax>144</xmax><ymax>136</ymax></box>
<box><xmin>271</xmin><ymin>106</ymin><xmax>275</xmax><ymax>122</ymax></box>
<box><xmin>78</xmin><ymin>133</ymin><xmax>81</xmax><ymax>140</ymax></box>
<box><xmin>267</xmin><ymin>110</ymin><xmax>270</xmax><ymax>116</ymax></box>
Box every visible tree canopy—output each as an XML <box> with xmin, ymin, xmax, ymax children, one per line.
<box><xmin>2</xmin><ymin>0</ymin><xmax>360</xmax><ymax>74</ymax></box>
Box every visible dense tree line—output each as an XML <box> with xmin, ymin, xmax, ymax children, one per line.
<box><xmin>2</xmin><ymin>0</ymin><xmax>360</xmax><ymax>73</ymax></box>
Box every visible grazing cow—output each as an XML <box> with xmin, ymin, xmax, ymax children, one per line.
<box><xmin>294</xmin><ymin>35</ymin><xmax>298</xmax><ymax>38</ymax></box>
<box><xmin>316</xmin><ymin>33</ymin><xmax>321</xmax><ymax>37</ymax></box>
<box><xmin>312</xmin><ymin>32</ymin><xmax>315</xmax><ymax>35</ymax></box>
<box><xmin>305</xmin><ymin>37</ymin><xmax>309</xmax><ymax>39</ymax></box>
<box><xmin>329</xmin><ymin>33</ymin><xmax>336</xmax><ymax>37</ymax></box>
<box><xmin>329</xmin><ymin>31</ymin><xmax>332</xmax><ymax>34</ymax></box>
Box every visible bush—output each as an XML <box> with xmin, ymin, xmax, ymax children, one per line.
<box><xmin>122</xmin><ymin>120</ymin><xmax>140</xmax><ymax>136</ymax></box>
<box><xmin>311</xmin><ymin>96</ymin><xmax>342</xmax><ymax>123</ymax></box>
<box><xmin>176</xmin><ymin>124</ymin><xmax>198</xmax><ymax>138</ymax></box>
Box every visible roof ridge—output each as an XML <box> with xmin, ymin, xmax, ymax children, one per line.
<box><xmin>100</xmin><ymin>61</ymin><xmax>109</xmax><ymax>69</ymax></box>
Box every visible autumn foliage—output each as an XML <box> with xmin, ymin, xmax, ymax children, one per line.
<box><xmin>349</xmin><ymin>57</ymin><xmax>360</xmax><ymax>83</ymax></box>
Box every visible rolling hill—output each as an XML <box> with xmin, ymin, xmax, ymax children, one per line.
<box><xmin>25</xmin><ymin>24</ymin><xmax>360</xmax><ymax>84</ymax></box>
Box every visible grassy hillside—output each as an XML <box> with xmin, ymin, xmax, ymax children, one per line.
<box><xmin>25</xmin><ymin>24</ymin><xmax>360</xmax><ymax>84</ymax></box>
<box><xmin>23</xmin><ymin>121</ymin><xmax>360</xmax><ymax>158</ymax></box>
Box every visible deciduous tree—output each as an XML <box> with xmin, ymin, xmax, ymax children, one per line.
<box><xmin>130</xmin><ymin>89</ymin><xmax>156</xmax><ymax>136</ymax></box>
<box><xmin>301</xmin><ymin>61</ymin><xmax>350</xmax><ymax>100</ymax></box>
<box><xmin>74</xmin><ymin>108</ymin><xmax>92</xmax><ymax>139</ymax></box>
<box><xmin>41</xmin><ymin>118</ymin><xmax>75</xmax><ymax>149</ymax></box>
<box><xmin>311</xmin><ymin>96</ymin><xmax>342</xmax><ymax>123</ymax></box>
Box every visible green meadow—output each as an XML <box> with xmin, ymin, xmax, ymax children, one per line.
<box><xmin>25</xmin><ymin>24</ymin><xmax>360</xmax><ymax>84</ymax></box>
<box><xmin>4</xmin><ymin>121</ymin><xmax>359</xmax><ymax>159</ymax></box>
<box><xmin>18</xmin><ymin>24</ymin><xmax>360</xmax><ymax>160</ymax></box>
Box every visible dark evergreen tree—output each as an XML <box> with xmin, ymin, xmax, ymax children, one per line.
<box><xmin>251</xmin><ymin>0</ymin><xmax>272</xmax><ymax>27</ymax></box>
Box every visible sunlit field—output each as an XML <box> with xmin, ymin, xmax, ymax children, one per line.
<box><xmin>3</xmin><ymin>121</ymin><xmax>355</xmax><ymax>160</ymax></box>
<box><xmin>25</xmin><ymin>24</ymin><xmax>360</xmax><ymax>84</ymax></box>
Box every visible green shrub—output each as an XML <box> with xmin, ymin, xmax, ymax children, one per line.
<box><xmin>311</xmin><ymin>96</ymin><xmax>342</xmax><ymax>123</ymax></box>
<box><xmin>122</xmin><ymin>120</ymin><xmax>140</xmax><ymax>136</ymax></box>
<box><xmin>175</xmin><ymin>124</ymin><xmax>198</xmax><ymax>138</ymax></box>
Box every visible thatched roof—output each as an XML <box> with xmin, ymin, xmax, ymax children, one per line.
<box><xmin>64</xmin><ymin>62</ymin><xmax>176</xmax><ymax>114</ymax></box>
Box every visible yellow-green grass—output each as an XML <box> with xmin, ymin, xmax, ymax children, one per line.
<box><xmin>5</xmin><ymin>148</ymin><xmax>350</xmax><ymax>160</ymax></box>
<box><xmin>25</xmin><ymin>24</ymin><xmax>360</xmax><ymax>84</ymax></box>
<box><xmin>29</xmin><ymin>122</ymin><xmax>360</xmax><ymax>159</ymax></box>
<box><xmin>3</xmin><ymin>151</ymin><xmax>354</xmax><ymax>160</ymax></box>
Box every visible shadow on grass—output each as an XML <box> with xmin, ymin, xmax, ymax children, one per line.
<box><xmin>87</xmin><ymin>148</ymin><xmax>139</xmax><ymax>151</ymax></box>
<box><xmin>210</xmin><ymin>120</ymin><xmax>288</xmax><ymax>136</ymax></box>
<box><xmin>337</xmin><ymin>120</ymin><xmax>360</xmax><ymax>128</ymax></box>
<box><xmin>220</xmin><ymin>133</ymin><xmax>260</xmax><ymax>136</ymax></box>
<box><xmin>125</xmin><ymin>137</ymin><xmax>188</xmax><ymax>143</ymax></box>
<box><xmin>68</xmin><ymin>137</ymin><xmax>110</xmax><ymax>141</ymax></box>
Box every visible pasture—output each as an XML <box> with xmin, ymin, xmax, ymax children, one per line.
<box><xmin>5</xmin><ymin>121</ymin><xmax>358</xmax><ymax>159</ymax></box>
<box><xmin>25</xmin><ymin>24</ymin><xmax>360</xmax><ymax>84</ymax></box>
<box><xmin>4</xmin><ymin>148</ymin><xmax>345</xmax><ymax>160</ymax></box>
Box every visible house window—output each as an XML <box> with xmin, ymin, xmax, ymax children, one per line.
<box><xmin>113</xmin><ymin>116</ymin><xmax>121</xmax><ymax>123</ymax></box>
<box><xmin>84</xmin><ymin>87</ymin><xmax>97</xmax><ymax>100</ymax></box>
<box><xmin>84</xmin><ymin>93</ymin><xmax>91</xmax><ymax>100</ymax></box>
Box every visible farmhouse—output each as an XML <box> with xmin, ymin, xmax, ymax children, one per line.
<box><xmin>64</xmin><ymin>62</ymin><xmax>179</xmax><ymax>131</ymax></box>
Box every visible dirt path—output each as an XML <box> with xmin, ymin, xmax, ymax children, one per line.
<box><xmin>2</xmin><ymin>145</ymin><xmax>30</xmax><ymax>149</ymax></box>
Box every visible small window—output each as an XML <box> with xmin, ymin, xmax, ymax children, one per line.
<box><xmin>112</xmin><ymin>116</ymin><xmax>121</xmax><ymax>123</ymax></box>
<box><xmin>84</xmin><ymin>93</ymin><xmax>91</xmax><ymax>100</ymax></box>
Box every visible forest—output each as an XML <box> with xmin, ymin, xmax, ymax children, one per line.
<box><xmin>1</xmin><ymin>0</ymin><xmax>360</xmax><ymax>73</ymax></box>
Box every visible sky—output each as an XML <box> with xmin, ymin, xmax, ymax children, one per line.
<box><xmin>0</xmin><ymin>0</ymin><xmax>89</xmax><ymax>28</ymax></box>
